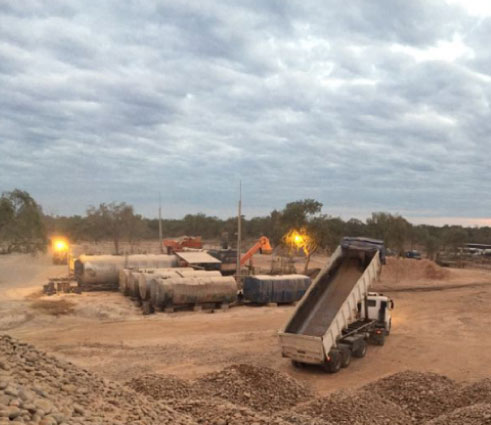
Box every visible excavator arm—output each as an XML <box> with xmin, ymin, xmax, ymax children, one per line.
<box><xmin>240</xmin><ymin>236</ymin><xmax>272</xmax><ymax>266</ymax></box>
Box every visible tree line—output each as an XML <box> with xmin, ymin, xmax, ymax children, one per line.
<box><xmin>1</xmin><ymin>189</ymin><xmax>489</xmax><ymax>257</ymax></box>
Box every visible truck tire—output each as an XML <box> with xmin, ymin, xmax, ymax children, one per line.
<box><xmin>373</xmin><ymin>332</ymin><xmax>385</xmax><ymax>346</ymax></box>
<box><xmin>339</xmin><ymin>347</ymin><xmax>352</xmax><ymax>368</ymax></box>
<box><xmin>291</xmin><ymin>360</ymin><xmax>303</xmax><ymax>369</ymax></box>
<box><xmin>352</xmin><ymin>339</ymin><xmax>367</xmax><ymax>358</ymax></box>
<box><xmin>324</xmin><ymin>349</ymin><xmax>342</xmax><ymax>373</ymax></box>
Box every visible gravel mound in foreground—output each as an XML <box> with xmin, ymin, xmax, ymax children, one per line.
<box><xmin>0</xmin><ymin>335</ymin><xmax>195</xmax><ymax>425</ymax></box>
<box><xmin>127</xmin><ymin>374</ymin><xmax>193</xmax><ymax>400</ymax></box>
<box><xmin>294</xmin><ymin>388</ymin><xmax>411</xmax><ymax>425</ymax></box>
<box><xmin>194</xmin><ymin>363</ymin><xmax>313</xmax><ymax>413</ymax></box>
<box><xmin>424</xmin><ymin>403</ymin><xmax>491</xmax><ymax>425</ymax></box>
<box><xmin>5</xmin><ymin>333</ymin><xmax>491</xmax><ymax>425</ymax></box>
<box><xmin>362</xmin><ymin>370</ymin><xmax>462</xmax><ymax>422</ymax></box>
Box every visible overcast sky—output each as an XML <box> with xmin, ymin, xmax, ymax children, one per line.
<box><xmin>1</xmin><ymin>0</ymin><xmax>491</xmax><ymax>224</ymax></box>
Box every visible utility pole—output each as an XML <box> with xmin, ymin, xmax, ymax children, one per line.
<box><xmin>236</xmin><ymin>181</ymin><xmax>242</xmax><ymax>286</ymax></box>
<box><xmin>158</xmin><ymin>192</ymin><xmax>163</xmax><ymax>254</ymax></box>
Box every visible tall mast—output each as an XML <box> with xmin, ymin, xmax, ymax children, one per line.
<box><xmin>236</xmin><ymin>181</ymin><xmax>242</xmax><ymax>284</ymax></box>
<box><xmin>158</xmin><ymin>192</ymin><xmax>163</xmax><ymax>254</ymax></box>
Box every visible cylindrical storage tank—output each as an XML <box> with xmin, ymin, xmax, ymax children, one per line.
<box><xmin>138</xmin><ymin>270</ymin><xmax>181</xmax><ymax>300</ymax></box>
<box><xmin>152</xmin><ymin>276</ymin><xmax>237</xmax><ymax>308</ymax></box>
<box><xmin>127</xmin><ymin>270</ymin><xmax>142</xmax><ymax>299</ymax></box>
<box><xmin>173</xmin><ymin>276</ymin><xmax>237</xmax><ymax>305</ymax></box>
<box><xmin>150</xmin><ymin>277</ymin><xmax>175</xmax><ymax>310</ymax></box>
<box><xmin>243</xmin><ymin>274</ymin><xmax>311</xmax><ymax>304</ymax></box>
<box><xmin>176</xmin><ymin>270</ymin><xmax>222</xmax><ymax>278</ymax></box>
<box><xmin>74</xmin><ymin>254</ymin><xmax>179</xmax><ymax>287</ymax></box>
<box><xmin>119</xmin><ymin>269</ymin><xmax>131</xmax><ymax>295</ymax></box>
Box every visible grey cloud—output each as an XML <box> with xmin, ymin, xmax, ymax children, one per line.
<box><xmin>0</xmin><ymin>0</ymin><xmax>490</xmax><ymax>221</ymax></box>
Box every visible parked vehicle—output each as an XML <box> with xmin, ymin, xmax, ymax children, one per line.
<box><xmin>278</xmin><ymin>237</ymin><xmax>393</xmax><ymax>373</ymax></box>
<box><xmin>405</xmin><ymin>250</ymin><xmax>422</xmax><ymax>260</ymax></box>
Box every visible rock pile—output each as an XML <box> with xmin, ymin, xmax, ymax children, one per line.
<box><xmin>362</xmin><ymin>370</ymin><xmax>461</xmax><ymax>422</ymax></box>
<box><xmin>167</xmin><ymin>397</ymin><xmax>288</xmax><ymax>425</ymax></box>
<box><xmin>4</xmin><ymin>333</ymin><xmax>491</xmax><ymax>425</ymax></box>
<box><xmin>0</xmin><ymin>335</ymin><xmax>195</xmax><ymax>425</ymax></box>
<box><xmin>294</xmin><ymin>389</ymin><xmax>410</xmax><ymax>425</ymax></box>
<box><xmin>195</xmin><ymin>363</ymin><xmax>313</xmax><ymax>413</ymax></box>
<box><xmin>458</xmin><ymin>378</ymin><xmax>491</xmax><ymax>406</ymax></box>
<box><xmin>425</xmin><ymin>403</ymin><xmax>491</xmax><ymax>425</ymax></box>
<box><xmin>126</xmin><ymin>374</ymin><xmax>193</xmax><ymax>400</ymax></box>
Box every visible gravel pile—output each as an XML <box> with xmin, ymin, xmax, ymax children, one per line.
<box><xmin>362</xmin><ymin>370</ymin><xmax>461</xmax><ymax>423</ymax></box>
<box><xmin>273</xmin><ymin>411</ymin><xmax>330</xmax><ymax>425</ymax></box>
<box><xmin>167</xmin><ymin>397</ymin><xmax>296</xmax><ymax>425</ymax></box>
<box><xmin>424</xmin><ymin>403</ymin><xmax>491</xmax><ymax>425</ymax></box>
<box><xmin>6</xmin><ymin>332</ymin><xmax>491</xmax><ymax>425</ymax></box>
<box><xmin>458</xmin><ymin>378</ymin><xmax>491</xmax><ymax>407</ymax></box>
<box><xmin>0</xmin><ymin>335</ymin><xmax>195</xmax><ymax>425</ymax></box>
<box><xmin>195</xmin><ymin>363</ymin><xmax>313</xmax><ymax>413</ymax></box>
<box><xmin>294</xmin><ymin>389</ymin><xmax>411</xmax><ymax>425</ymax></box>
<box><xmin>126</xmin><ymin>374</ymin><xmax>193</xmax><ymax>400</ymax></box>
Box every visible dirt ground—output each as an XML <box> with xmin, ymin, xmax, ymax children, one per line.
<box><xmin>1</xmin><ymin>253</ymin><xmax>491</xmax><ymax>397</ymax></box>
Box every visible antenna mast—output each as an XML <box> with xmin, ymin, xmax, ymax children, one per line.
<box><xmin>158</xmin><ymin>192</ymin><xmax>163</xmax><ymax>254</ymax></box>
<box><xmin>236</xmin><ymin>181</ymin><xmax>242</xmax><ymax>285</ymax></box>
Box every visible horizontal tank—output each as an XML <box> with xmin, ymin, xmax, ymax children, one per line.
<box><xmin>176</xmin><ymin>270</ymin><xmax>222</xmax><ymax>278</ymax></box>
<box><xmin>74</xmin><ymin>254</ymin><xmax>178</xmax><ymax>287</ymax></box>
<box><xmin>243</xmin><ymin>274</ymin><xmax>311</xmax><ymax>304</ymax></box>
<box><xmin>119</xmin><ymin>269</ymin><xmax>131</xmax><ymax>295</ymax></box>
<box><xmin>151</xmin><ymin>275</ymin><xmax>237</xmax><ymax>308</ymax></box>
<box><xmin>137</xmin><ymin>268</ymin><xmax>192</xmax><ymax>300</ymax></box>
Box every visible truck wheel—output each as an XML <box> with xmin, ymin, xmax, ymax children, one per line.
<box><xmin>352</xmin><ymin>340</ymin><xmax>367</xmax><ymax>358</ymax></box>
<box><xmin>324</xmin><ymin>350</ymin><xmax>342</xmax><ymax>373</ymax></box>
<box><xmin>374</xmin><ymin>332</ymin><xmax>385</xmax><ymax>346</ymax></box>
<box><xmin>340</xmin><ymin>347</ymin><xmax>352</xmax><ymax>368</ymax></box>
<box><xmin>291</xmin><ymin>360</ymin><xmax>303</xmax><ymax>369</ymax></box>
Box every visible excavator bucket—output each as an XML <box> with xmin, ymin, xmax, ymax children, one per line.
<box><xmin>259</xmin><ymin>236</ymin><xmax>273</xmax><ymax>255</ymax></box>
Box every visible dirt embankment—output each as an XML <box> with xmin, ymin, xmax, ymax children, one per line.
<box><xmin>381</xmin><ymin>257</ymin><xmax>451</xmax><ymax>283</ymax></box>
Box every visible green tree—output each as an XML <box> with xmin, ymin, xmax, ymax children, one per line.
<box><xmin>366</xmin><ymin>212</ymin><xmax>411</xmax><ymax>255</ymax></box>
<box><xmin>86</xmin><ymin>202</ymin><xmax>141</xmax><ymax>254</ymax></box>
<box><xmin>0</xmin><ymin>189</ymin><xmax>46</xmax><ymax>253</ymax></box>
<box><xmin>280</xmin><ymin>199</ymin><xmax>323</xmax><ymax>230</ymax></box>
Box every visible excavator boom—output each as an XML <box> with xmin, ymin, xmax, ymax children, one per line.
<box><xmin>240</xmin><ymin>236</ymin><xmax>272</xmax><ymax>266</ymax></box>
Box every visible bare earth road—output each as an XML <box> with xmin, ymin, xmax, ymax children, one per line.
<box><xmin>1</xmin><ymin>253</ymin><xmax>491</xmax><ymax>396</ymax></box>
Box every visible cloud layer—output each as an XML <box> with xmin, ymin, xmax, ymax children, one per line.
<box><xmin>1</xmin><ymin>0</ymin><xmax>490</xmax><ymax>222</ymax></box>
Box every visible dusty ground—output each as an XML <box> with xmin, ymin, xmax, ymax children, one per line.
<box><xmin>1</xmin><ymin>253</ymin><xmax>491</xmax><ymax>397</ymax></box>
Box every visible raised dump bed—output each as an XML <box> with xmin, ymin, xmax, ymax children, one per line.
<box><xmin>243</xmin><ymin>274</ymin><xmax>311</xmax><ymax>304</ymax></box>
<box><xmin>279</xmin><ymin>237</ymin><xmax>393</xmax><ymax>373</ymax></box>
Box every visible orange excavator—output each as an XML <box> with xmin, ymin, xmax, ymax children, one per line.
<box><xmin>240</xmin><ymin>236</ymin><xmax>273</xmax><ymax>267</ymax></box>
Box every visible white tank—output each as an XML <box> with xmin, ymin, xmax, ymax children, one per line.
<box><xmin>75</xmin><ymin>254</ymin><xmax>178</xmax><ymax>286</ymax></box>
<box><xmin>151</xmin><ymin>276</ymin><xmax>237</xmax><ymax>309</ymax></box>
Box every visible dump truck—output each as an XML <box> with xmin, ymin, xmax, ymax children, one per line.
<box><xmin>278</xmin><ymin>237</ymin><xmax>393</xmax><ymax>373</ymax></box>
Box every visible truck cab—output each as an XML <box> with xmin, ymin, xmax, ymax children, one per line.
<box><xmin>365</xmin><ymin>292</ymin><xmax>393</xmax><ymax>334</ymax></box>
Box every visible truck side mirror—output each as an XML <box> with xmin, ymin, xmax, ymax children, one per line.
<box><xmin>390</xmin><ymin>300</ymin><xmax>395</xmax><ymax>309</ymax></box>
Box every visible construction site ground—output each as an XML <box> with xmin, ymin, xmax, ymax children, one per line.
<box><xmin>1</xmin><ymin>252</ymin><xmax>491</xmax><ymax>398</ymax></box>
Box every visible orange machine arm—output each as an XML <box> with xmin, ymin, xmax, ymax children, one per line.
<box><xmin>240</xmin><ymin>236</ymin><xmax>272</xmax><ymax>266</ymax></box>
